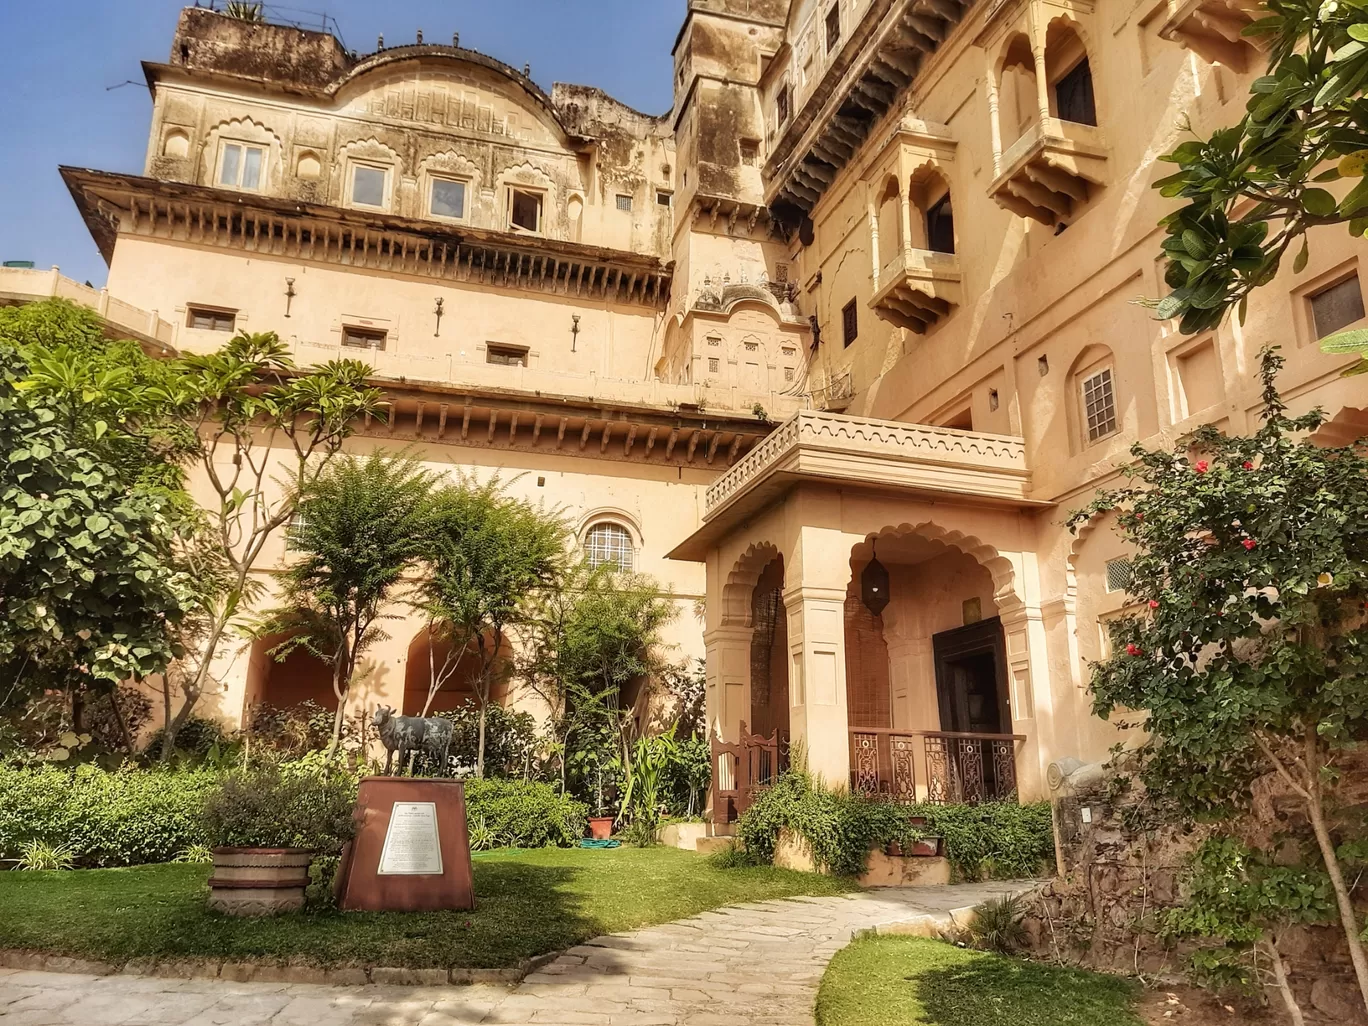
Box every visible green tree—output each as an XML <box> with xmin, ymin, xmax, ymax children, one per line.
<box><xmin>255</xmin><ymin>452</ymin><xmax>436</xmax><ymax>748</ymax></box>
<box><xmin>416</xmin><ymin>476</ymin><xmax>568</xmax><ymax>776</ymax></box>
<box><xmin>1164</xmin><ymin>835</ymin><xmax>1334</xmax><ymax>1024</ymax></box>
<box><xmin>1153</xmin><ymin>0</ymin><xmax>1368</xmax><ymax>357</ymax></box>
<box><xmin>1073</xmin><ymin>349</ymin><xmax>1368</xmax><ymax>1011</ymax></box>
<box><xmin>150</xmin><ymin>332</ymin><xmax>383</xmax><ymax>759</ymax></box>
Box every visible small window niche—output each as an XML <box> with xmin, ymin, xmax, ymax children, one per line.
<box><xmin>616</xmin><ymin>193</ymin><xmax>634</xmax><ymax>212</ymax></box>
<box><xmin>1081</xmin><ymin>367</ymin><xmax>1118</xmax><ymax>443</ymax></box>
<box><xmin>220</xmin><ymin>142</ymin><xmax>265</xmax><ymax>190</ymax></box>
<box><xmin>508</xmin><ymin>188</ymin><xmax>544</xmax><ymax>233</ymax></box>
<box><xmin>924</xmin><ymin>192</ymin><xmax>955</xmax><ymax>255</ymax></box>
<box><xmin>825</xmin><ymin>5</ymin><xmax>841</xmax><ymax>52</ymax></box>
<box><xmin>842</xmin><ymin>299</ymin><xmax>859</xmax><ymax>347</ymax></box>
<box><xmin>776</xmin><ymin>83</ymin><xmax>792</xmax><ymax>128</ymax></box>
<box><xmin>486</xmin><ymin>343</ymin><xmax>529</xmax><ymax>367</ymax></box>
<box><xmin>342</xmin><ymin>324</ymin><xmax>387</xmax><ymax>351</ymax></box>
<box><xmin>429</xmin><ymin>177</ymin><xmax>467</xmax><ymax>220</ymax></box>
<box><xmin>1171</xmin><ymin>338</ymin><xmax>1223</xmax><ymax>420</ymax></box>
<box><xmin>187</xmin><ymin>306</ymin><xmax>237</xmax><ymax>332</ymax></box>
<box><xmin>1054</xmin><ymin>58</ymin><xmax>1097</xmax><ymax>126</ymax></box>
<box><xmin>163</xmin><ymin>128</ymin><xmax>190</xmax><ymax>159</ymax></box>
<box><xmin>740</xmin><ymin>139</ymin><xmax>761</xmax><ymax>167</ymax></box>
<box><xmin>1309</xmin><ymin>272</ymin><xmax>1366</xmax><ymax>339</ymax></box>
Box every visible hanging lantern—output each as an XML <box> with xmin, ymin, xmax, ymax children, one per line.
<box><xmin>861</xmin><ymin>541</ymin><xmax>891</xmax><ymax>616</ymax></box>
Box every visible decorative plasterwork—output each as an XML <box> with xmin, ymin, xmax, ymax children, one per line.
<box><xmin>61</xmin><ymin>168</ymin><xmax>672</xmax><ymax>309</ymax></box>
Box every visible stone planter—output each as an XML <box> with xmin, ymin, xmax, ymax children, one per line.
<box><xmin>208</xmin><ymin>847</ymin><xmax>311</xmax><ymax>916</ymax></box>
<box><xmin>657</xmin><ymin>821</ymin><xmax>708</xmax><ymax>850</ymax></box>
<box><xmin>588</xmin><ymin>817</ymin><xmax>615</xmax><ymax>841</ymax></box>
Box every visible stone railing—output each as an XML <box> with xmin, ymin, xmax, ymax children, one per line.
<box><xmin>704</xmin><ymin>410</ymin><xmax>1029</xmax><ymax>512</ymax></box>
<box><xmin>0</xmin><ymin>266</ymin><xmax>176</xmax><ymax>351</ymax></box>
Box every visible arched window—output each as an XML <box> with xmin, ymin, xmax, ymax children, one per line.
<box><xmin>284</xmin><ymin>510</ymin><xmax>308</xmax><ymax>552</ymax></box>
<box><xmin>586</xmin><ymin>522</ymin><xmax>635</xmax><ymax>572</ymax></box>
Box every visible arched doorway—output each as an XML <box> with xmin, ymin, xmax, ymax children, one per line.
<box><xmin>402</xmin><ymin>627</ymin><xmax>510</xmax><ymax>716</ymax></box>
<box><xmin>748</xmin><ymin>557</ymin><xmax>789</xmax><ymax>742</ymax></box>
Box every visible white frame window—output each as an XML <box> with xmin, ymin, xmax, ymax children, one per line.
<box><xmin>585</xmin><ymin>522</ymin><xmax>635</xmax><ymax>573</ymax></box>
<box><xmin>507</xmin><ymin>187</ymin><xmax>545</xmax><ymax>233</ymax></box>
<box><xmin>1081</xmin><ymin>367</ymin><xmax>1118</xmax><ymax>443</ymax></box>
<box><xmin>428</xmin><ymin>176</ymin><xmax>469</xmax><ymax>221</ymax></box>
<box><xmin>348</xmin><ymin>162</ymin><xmax>390</xmax><ymax>210</ymax></box>
<box><xmin>219</xmin><ymin>142</ymin><xmax>265</xmax><ymax>191</ymax></box>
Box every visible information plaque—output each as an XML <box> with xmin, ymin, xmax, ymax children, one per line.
<box><xmin>336</xmin><ymin>778</ymin><xmax>474</xmax><ymax>912</ymax></box>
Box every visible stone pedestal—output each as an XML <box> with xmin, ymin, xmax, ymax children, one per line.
<box><xmin>336</xmin><ymin>777</ymin><xmax>475</xmax><ymax>912</ymax></box>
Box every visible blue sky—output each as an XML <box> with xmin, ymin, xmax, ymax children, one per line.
<box><xmin>0</xmin><ymin>1</ymin><xmax>683</xmax><ymax>287</ymax></box>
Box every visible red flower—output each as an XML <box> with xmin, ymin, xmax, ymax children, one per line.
<box><xmin>1243</xmin><ymin>461</ymin><xmax>1254</xmax><ymax>471</ymax></box>
<box><xmin>1148</xmin><ymin>600</ymin><xmax>1160</xmax><ymax>610</ymax></box>
<box><xmin>1195</xmin><ymin>460</ymin><xmax>1209</xmax><ymax>473</ymax></box>
<box><xmin>1126</xmin><ymin>643</ymin><xmax>1143</xmax><ymax>656</ymax></box>
<box><xmin>1243</xmin><ymin>538</ymin><xmax>1257</xmax><ymax>551</ymax></box>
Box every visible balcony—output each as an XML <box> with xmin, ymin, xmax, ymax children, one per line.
<box><xmin>870</xmin><ymin>248</ymin><xmax>963</xmax><ymax>333</ymax></box>
<box><xmin>988</xmin><ymin>117</ymin><xmax>1108</xmax><ymax>226</ymax></box>
<box><xmin>1159</xmin><ymin>0</ymin><xmax>1266</xmax><ymax>74</ymax></box>
<box><xmin>0</xmin><ymin>266</ymin><xmax>176</xmax><ymax>354</ymax></box>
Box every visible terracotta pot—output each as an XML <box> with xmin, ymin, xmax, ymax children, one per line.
<box><xmin>208</xmin><ymin>847</ymin><xmax>311</xmax><ymax>916</ymax></box>
<box><xmin>588</xmin><ymin>817</ymin><xmax>615</xmax><ymax>841</ymax></box>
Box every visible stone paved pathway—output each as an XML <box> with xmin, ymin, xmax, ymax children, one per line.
<box><xmin>0</xmin><ymin>882</ymin><xmax>1025</xmax><ymax>1026</ymax></box>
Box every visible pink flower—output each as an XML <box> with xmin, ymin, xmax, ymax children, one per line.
<box><xmin>1148</xmin><ymin>600</ymin><xmax>1160</xmax><ymax>610</ymax></box>
<box><xmin>1126</xmin><ymin>643</ymin><xmax>1143</xmax><ymax>657</ymax></box>
<box><xmin>1243</xmin><ymin>538</ymin><xmax>1257</xmax><ymax>551</ymax></box>
<box><xmin>1243</xmin><ymin>461</ymin><xmax>1254</xmax><ymax>471</ymax></box>
<box><xmin>1195</xmin><ymin>460</ymin><xmax>1209</xmax><ymax>473</ymax></box>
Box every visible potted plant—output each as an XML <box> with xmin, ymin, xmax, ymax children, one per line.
<box><xmin>201</xmin><ymin>761</ymin><xmax>357</xmax><ymax>916</ymax></box>
<box><xmin>588</xmin><ymin>764</ymin><xmax>614</xmax><ymax>841</ymax></box>
<box><xmin>887</xmin><ymin>821</ymin><xmax>942</xmax><ymax>858</ymax></box>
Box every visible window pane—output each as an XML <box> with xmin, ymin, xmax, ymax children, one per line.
<box><xmin>353</xmin><ymin>166</ymin><xmax>386</xmax><ymax>207</ymax></box>
<box><xmin>586</xmin><ymin>523</ymin><xmax>634</xmax><ymax>572</ymax></box>
<box><xmin>431</xmin><ymin>179</ymin><xmax>466</xmax><ymax>218</ymax></box>
<box><xmin>510</xmin><ymin>190</ymin><xmax>542</xmax><ymax>231</ymax></box>
<box><xmin>926</xmin><ymin>195</ymin><xmax>954</xmax><ymax>254</ymax></box>
<box><xmin>220</xmin><ymin>144</ymin><xmax>242</xmax><ymax>186</ymax></box>
<box><xmin>1083</xmin><ymin>368</ymin><xmax>1117</xmax><ymax>441</ymax></box>
<box><xmin>1056</xmin><ymin>59</ymin><xmax>1097</xmax><ymax>126</ymax></box>
<box><xmin>241</xmin><ymin>147</ymin><xmax>262</xmax><ymax>190</ymax></box>
<box><xmin>1311</xmin><ymin>275</ymin><xmax>1365</xmax><ymax>338</ymax></box>
<box><xmin>616</xmin><ymin>194</ymin><xmax>633</xmax><ymax>212</ymax></box>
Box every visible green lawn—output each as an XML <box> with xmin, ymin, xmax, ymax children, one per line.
<box><xmin>0</xmin><ymin>846</ymin><xmax>852</xmax><ymax>969</ymax></box>
<box><xmin>816</xmin><ymin>936</ymin><xmax>1143</xmax><ymax>1026</ymax></box>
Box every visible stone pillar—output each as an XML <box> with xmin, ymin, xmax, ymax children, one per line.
<box><xmin>784</xmin><ymin>582</ymin><xmax>851</xmax><ymax>787</ymax></box>
<box><xmin>1031</xmin><ymin>24</ymin><xmax>1051</xmax><ymax>123</ymax></box>
<box><xmin>867</xmin><ymin>192</ymin><xmax>881</xmax><ymax>292</ymax></box>
<box><xmin>985</xmin><ymin>59</ymin><xmax>1004</xmax><ymax>177</ymax></box>
<box><xmin>704</xmin><ymin>626</ymin><xmax>753</xmax><ymax>744</ymax></box>
<box><xmin>898</xmin><ymin>180</ymin><xmax>914</xmax><ymax>263</ymax></box>
<box><xmin>999</xmin><ymin>597</ymin><xmax>1054</xmax><ymax>801</ymax></box>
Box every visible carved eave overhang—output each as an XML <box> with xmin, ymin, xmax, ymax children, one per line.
<box><xmin>667</xmin><ymin>410</ymin><xmax>1048</xmax><ymax>561</ymax></box>
<box><xmin>870</xmin><ymin>250</ymin><xmax>962</xmax><ymax>333</ymax></box>
<box><xmin>687</xmin><ymin>280</ymin><xmax>807</xmax><ymax>329</ymax></box>
<box><xmin>60</xmin><ymin>168</ymin><xmax>672</xmax><ymax>308</ymax></box>
<box><xmin>1157</xmin><ymin>0</ymin><xmax>1267</xmax><ymax>74</ymax></box>
<box><xmin>691</xmin><ymin>196</ymin><xmax>777</xmax><ymax>238</ymax></box>
<box><xmin>763</xmin><ymin>0</ymin><xmax>973</xmax><ymax>221</ymax></box>
<box><xmin>986</xmin><ymin>117</ymin><xmax>1108</xmax><ymax>225</ymax></box>
<box><xmin>366</xmin><ymin>380</ymin><xmax>771</xmax><ymax>470</ymax></box>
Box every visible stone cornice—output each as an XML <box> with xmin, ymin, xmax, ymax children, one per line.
<box><xmin>60</xmin><ymin>168</ymin><xmax>673</xmax><ymax>309</ymax></box>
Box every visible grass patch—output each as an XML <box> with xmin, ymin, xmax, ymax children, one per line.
<box><xmin>816</xmin><ymin>935</ymin><xmax>1143</xmax><ymax>1026</ymax></box>
<box><xmin>0</xmin><ymin>846</ymin><xmax>852</xmax><ymax>969</ymax></box>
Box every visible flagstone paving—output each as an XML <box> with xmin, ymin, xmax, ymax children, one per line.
<box><xmin>0</xmin><ymin>882</ymin><xmax>1026</xmax><ymax>1026</ymax></box>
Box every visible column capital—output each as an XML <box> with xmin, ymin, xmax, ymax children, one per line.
<box><xmin>704</xmin><ymin>625</ymin><xmax>754</xmax><ymax>645</ymax></box>
<box><xmin>782</xmin><ymin>584</ymin><xmax>848</xmax><ymax>606</ymax></box>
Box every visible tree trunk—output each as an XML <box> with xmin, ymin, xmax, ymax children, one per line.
<box><xmin>160</xmin><ymin>617</ymin><xmax>231</xmax><ymax>762</ymax></box>
<box><xmin>108</xmin><ymin>688</ymin><xmax>135</xmax><ymax>754</ymax></box>
<box><xmin>70</xmin><ymin>687</ymin><xmax>85</xmax><ymax>735</ymax></box>
<box><xmin>1307</xmin><ymin>784</ymin><xmax>1368</xmax><ymax>1012</ymax></box>
<box><xmin>329</xmin><ymin>652</ymin><xmax>350</xmax><ymax>752</ymax></box>
<box><xmin>476</xmin><ymin>700</ymin><xmax>488</xmax><ymax>779</ymax></box>
<box><xmin>1264</xmin><ymin>938</ymin><xmax>1305</xmax><ymax>1026</ymax></box>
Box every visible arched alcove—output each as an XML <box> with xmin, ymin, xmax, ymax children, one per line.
<box><xmin>402</xmin><ymin>627</ymin><xmax>511</xmax><ymax>716</ymax></box>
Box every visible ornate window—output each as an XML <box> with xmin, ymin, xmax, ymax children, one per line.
<box><xmin>219</xmin><ymin>142</ymin><xmax>264</xmax><ymax>190</ymax></box>
<box><xmin>586</xmin><ymin>522</ymin><xmax>634</xmax><ymax>572</ymax></box>
<box><xmin>429</xmin><ymin>177</ymin><xmax>467</xmax><ymax>220</ymax></box>
<box><xmin>1081</xmin><ymin>368</ymin><xmax>1118</xmax><ymax>443</ymax></box>
<box><xmin>508</xmin><ymin>188</ymin><xmax>544</xmax><ymax>233</ymax></box>
<box><xmin>349</xmin><ymin>163</ymin><xmax>389</xmax><ymax>209</ymax></box>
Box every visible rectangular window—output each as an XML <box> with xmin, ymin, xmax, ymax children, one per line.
<box><xmin>709</xmin><ymin>357</ymin><xmax>720</xmax><ymax>373</ymax></box>
<box><xmin>219</xmin><ymin>143</ymin><xmax>264</xmax><ymax>190</ymax></box>
<box><xmin>1055</xmin><ymin>59</ymin><xmax>1098</xmax><ymax>126</ymax></box>
<box><xmin>740</xmin><ymin>139</ymin><xmax>760</xmax><ymax>166</ymax></box>
<box><xmin>842</xmin><ymin>299</ymin><xmax>859</xmax><ymax>348</ymax></box>
<box><xmin>925</xmin><ymin>194</ymin><xmax>955</xmax><ymax>254</ymax></box>
<box><xmin>1082</xmin><ymin>367</ymin><xmax>1118</xmax><ymax>442</ymax></box>
<box><xmin>776</xmin><ymin>83</ymin><xmax>791</xmax><ymax>127</ymax></box>
<box><xmin>616</xmin><ymin>194</ymin><xmax>634</xmax><ymax>212</ymax></box>
<box><xmin>825</xmin><ymin>6</ymin><xmax>841</xmax><ymax>52</ymax></box>
<box><xmin>1310</xmin><ymin>273</ymin><xmax>1366</xmax><ymax>338</ymax></box>
<box><xmin>508</xmin><ymin>188</ymin><xmax>543</xmax><ymax>232</ymax></box>
<box><xmin>187</xmin><ymin>306</ymin><xmax>236</xmax><ymax>332</ymax></box>
<box><xmin>1105</xmin><ymin>558</ymin><xmax>1133</xmax><ymax>594</ymax></box>
<box><xmin>351</xmin><ymin>165</ymin><xmax>387</xmax><ymax>208</ymax></box>
<box><xmin>486</xmin><ymin>343</ymin><xmax>529</xmax><ymax>367</ymax></box>
<box><xmin>429</xmin><ymin>178</ymin><xmax>467</xmax><ymax>219</ymax></box>
<box><xmin>657</xmin><ymin>190</ymin><xmax>673</xmax><ymax>207</ymax></box>
<box><xmin>341</xmin><ymin>325</ymin><xmax>387</xmax><ymax>350</ymax></box>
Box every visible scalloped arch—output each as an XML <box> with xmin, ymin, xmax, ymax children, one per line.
<box><xmin>859</xmin><ymin>522</ymin><xmax>1023</xmax><ymax>617</ymax></box>
<box><xmin>722</xmin><ymin>541</ymin><xmax>783</xmax><ymax>628</ymax></box>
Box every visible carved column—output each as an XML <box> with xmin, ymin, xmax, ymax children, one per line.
<box><xmin>1030</xmin><ymin>9</ymin><xmax>1052</xmax><ymax>124</ymax></box>
<box><xmin>867</xmin><ymin>191</ymin><xmax>881</xmax><ymax>292</ymax></box>
<box><xmin>898</xmin><ymin>179</ymin><xmax>914</xmax><ymax>264</ymax></box>
<box><xmin>985</xmin><ymin>58</ymin><xmax>1004</xmax><ymax>177</ymax></box>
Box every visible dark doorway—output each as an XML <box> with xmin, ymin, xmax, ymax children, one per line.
<box><xmin>1055</xmin><ymin>58</ymin><xmax>1097</xmax><ymax>126</ymax></box>
<box><xmin>925</xmin><ymin>193</ymin><xmax>955</xmax><ymax>254</ymax></box>
<box><xmin>932</xmin><ymin>617</ymin><xmax>1014</xmax><ymax>800</ymax></box>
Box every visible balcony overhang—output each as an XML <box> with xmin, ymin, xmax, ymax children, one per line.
<box><xmin>988</xmin><ymin>118</ymin><xmax>1108</xmax><ymax>226</ymax></box>
<box><xmin>765</xmin><ymin>0</ymin><xmax>973</xmax><ymax>221</ymax></box>
<box><xmin>1158</xmin><ymin>0</ymin><xmax>1267</xmax><ymax>74</ymax></box>
<box><xmin>870</xmin><ymin>249</ymin><xmax>962</xmax><ymax>333</ymax></box>
<box><xmin>668</xmin><ymin>410</ymin><xmax>1048</xmax><ymax>561</ymax></box>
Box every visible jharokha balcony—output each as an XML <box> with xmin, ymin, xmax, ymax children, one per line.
<box><xmin>988</xmin><ymin>116</ymin><xmax>1108</xmax><ymax>225</ymax></box>
<box><xmin>870</xmin><ymin>248</ymin><xmax>963</xmax><ymax>334</ymax></box>
<box><xmin>1159</xmin><ymin>0</ymin><xmax>1267</xmax><ymax>73</ymax></box>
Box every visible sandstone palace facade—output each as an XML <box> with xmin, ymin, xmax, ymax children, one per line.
<box><xmin>12</xmin><ymin>0</ymin><xmax>1364</xmax><ymax>805</ymax></box>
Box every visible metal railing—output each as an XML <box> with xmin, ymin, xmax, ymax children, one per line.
<box><xmin>848</xmin><ymin>728</ymin><xmax>1025</xmax><ymax>804</ymax></box>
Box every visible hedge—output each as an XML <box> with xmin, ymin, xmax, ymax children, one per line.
<box><xmin>0</xmin><ymin>766</ymin><xmax>589</xmax><ymax>867</ymax></box>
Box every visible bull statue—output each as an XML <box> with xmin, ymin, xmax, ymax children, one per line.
<box><xmin>372</xmin><ymin>705</ymin><xmax>454</xmax><ymax>777</ymax></box>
